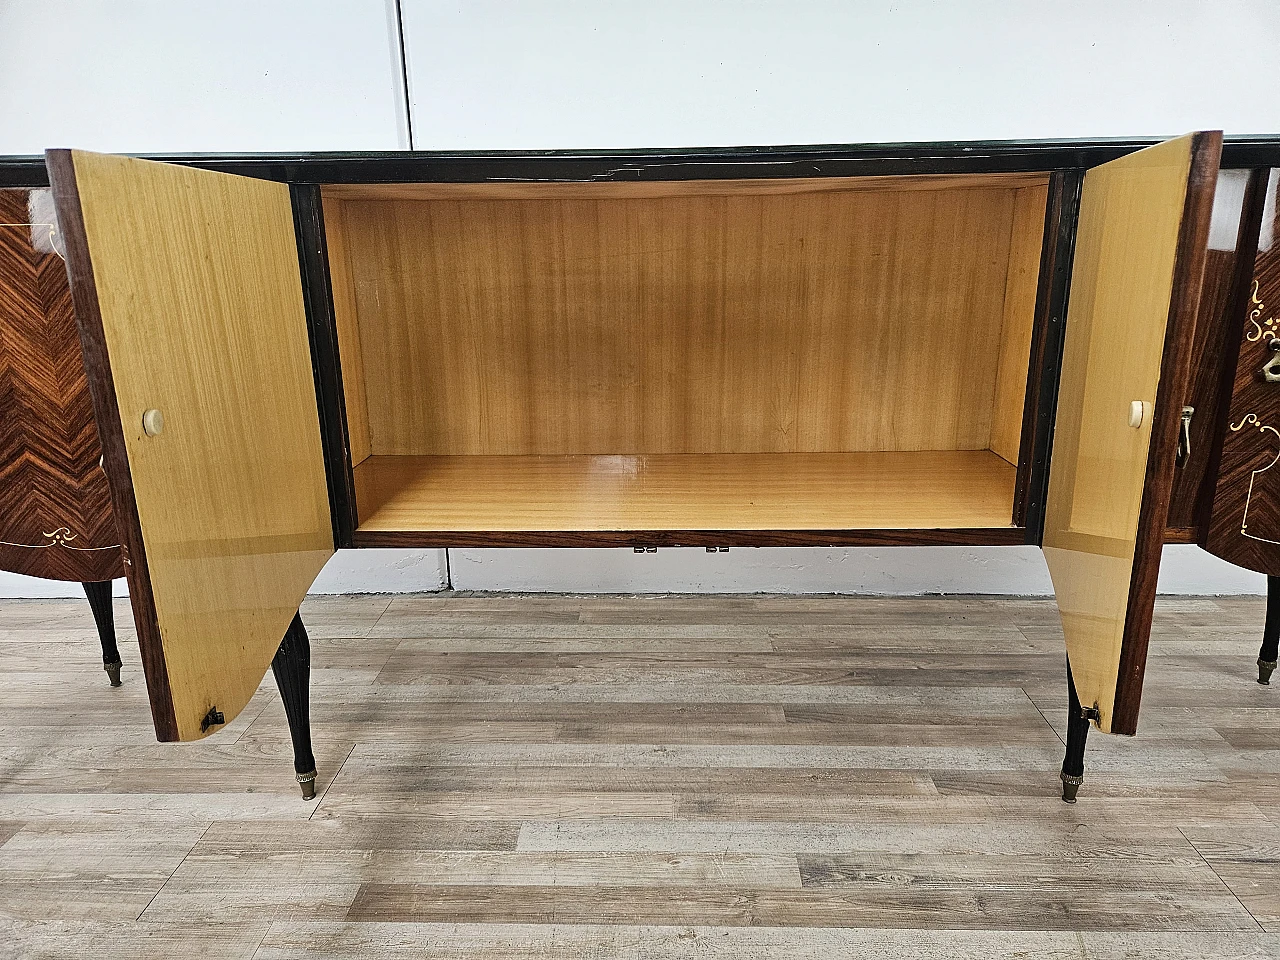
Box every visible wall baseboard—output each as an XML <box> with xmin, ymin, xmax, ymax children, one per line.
<box><xmin>0</xmin><ymin>545</ymin><xmax>1264</xmax><ymax>597</ymax></box>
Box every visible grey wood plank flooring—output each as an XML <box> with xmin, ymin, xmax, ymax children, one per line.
<box><xmin>0</xmin><ymin>592</ymin><xmax>1278</xmax><ymax>958</ymax></box>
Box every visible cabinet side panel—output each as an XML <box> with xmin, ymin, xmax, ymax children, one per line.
<box><xmin>989</xmin><ymin>184</ymin><xmax>1049</xmax><ymax>465</ymax></box>
<box><xmin>1208</xmin><ymin>169</ymin><xmax>1280</xmax><ymax>571</ymax></box>
<box><xmin>322</xmin><ymin>196</ymin><xmax>371</xmax><ymax>467</ymax></box>
<box><xmin>0</xmin><ymin>188</ymin><xmax>123</xmax><ymax>582</ymax></box>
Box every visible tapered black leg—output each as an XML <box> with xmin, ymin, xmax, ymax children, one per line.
<box><xmin>271</xmin><ymin>614</ymin><xmax>317</xmax><ymax>800</ymax></box>
<box><xmin>1259</xmin><ymin>576</ymin><xmax>1280</xmax><ymax>685</ymax></box>
<box><xmin>1061</xmin><ymin>659</ymin><xmax>1091</xmax><ymax>803</ymax></box>
<box><xmin>82</xmin><ymin>581</ymin><xmax>121</xmax><ymax>686</ymax></box>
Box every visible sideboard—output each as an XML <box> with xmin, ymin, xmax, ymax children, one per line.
<box><xmin>3</xmin><ymin>132</ymin><xmax>1280</xmax><ymax>802</ymax></box>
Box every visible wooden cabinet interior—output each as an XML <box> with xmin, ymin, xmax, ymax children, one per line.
<box><xmin>322</xmin><ymin>172</ymin><xmax>1050</xmax><ymax>539</ymax></box>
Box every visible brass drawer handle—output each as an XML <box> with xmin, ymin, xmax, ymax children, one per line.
<box><xmin>1262</xmin><ymin>339</ymin><xmax>1280</xmax><ymax>383</ymax></box>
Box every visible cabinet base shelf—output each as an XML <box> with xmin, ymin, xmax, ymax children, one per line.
<box><xmin>352</xmin><ymin>451</ymin><xmax>1022</xmax><ymax>547</ymax></box>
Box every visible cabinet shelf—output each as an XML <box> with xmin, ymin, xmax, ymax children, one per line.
<box><xmin>352</xmin><ymin>450</ymin><xmax>1019</xmax><ymax>542</ymax></box>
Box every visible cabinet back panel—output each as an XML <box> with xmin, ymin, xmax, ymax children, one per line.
<box><xmin>327</xmin><ymin>178</ymin><xmax>1046</xmax><ymax>457</ymax></box>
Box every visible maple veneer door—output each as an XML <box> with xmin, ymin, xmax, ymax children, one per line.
<box><xmin>1044</xmin><ymin>132</ymin><xmax>1220</xmax><ymax>735</ymax></box>
<box><xmin>47</xmin><ymin>150</ymin><xmax>333</xmax><ymax>742</ymax></box>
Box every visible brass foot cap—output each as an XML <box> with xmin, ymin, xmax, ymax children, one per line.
<box><xmin>104</xmin><ymin>660</ymin><xmax>122</xmax><ymax>687</ymax></box>
<box><xmin>1259</xmin><ymin>659</ymin><xmax>1277</xmax><ymax>685</ymax></box>
<box><xmin>1060</xmin><ymin>771</ymin><xmax>1084</xmax><ymax>804</ymax></box>
<box><xmin>298</xmin><ymin>770</ymin><xmax>318</xmax><ymax>801</ymax></box>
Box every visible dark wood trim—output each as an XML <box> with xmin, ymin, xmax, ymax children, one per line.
<box><xmin>44</xmin><ymin>149</ymin><xmax>179</xmax><ymax>742</ymax></box>
<box><xmin>1022</xmin><ymin>170</ymin><xmax>1084</xmax><ymax>544</ymax></box>
<box><xmin>1112</xmin><ymin>131</ymin><xmax>1223</xmax><ymax>736</ymax></box>
<box><xmin>352</xmin><ymin>527</ymin><xmax>1028</xmax><ymax>549</ymax></box>
<box><xmin>1163</xmin><ymin>527</ymin><xmax>1199</xmax><ymax>544</ymax></box>
<box><xmin>1014</xmin><ymin>172</ymin><xmax>1065</xmax><ymax>528</ymax></box>
<box><xmin>1196</xmin><ymin>169</ymin><xmax>1270</xmax><ymax>548</ymax></box>
<box><xmin>5</xmin><ymin>137</ymin><xmax>1280</xmax><ymax>189</ymax></box>
<box><xmin>290</xmin><ymin>185</ymin><xmax>356</xmax><ymax>549</ymax></box>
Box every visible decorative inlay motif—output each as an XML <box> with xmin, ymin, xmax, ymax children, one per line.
<box><xmin>1246</xmin><ymin>280</ymin><xmax>1276</xmax><ymax>342</ymax></box>
<box><xmin>0</xmin><ymin>527</ymin><xmax>120</xmax><ymax>552</ymax></box>
<box><xmin>1229</xmin><ymin>413</ymin><xmax>1280</xmax><ymax>543</ymax></box>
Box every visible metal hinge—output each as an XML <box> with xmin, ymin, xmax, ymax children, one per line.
<box><xmin>1081</xmin><ymin>703</ymin><xmax>1101</xmax><ymax>725</ymax></box>
<box><xmin>1176</xmin><ymin>406</ymin><xmax>1194</xmax><ymax>466</ymax></box>
<box><xmin>633</xmin><ymin>546</ymin><xmax>658</xmax><ymax>554</ymax></box>
<box><xmin>200</xmin><ymin>707</ymin><xmax>225</xmax><ymax>732</ymax></box>
<box><xmin>705</xmin><ymin>546</ymin><xmax>729</xmax><ymax>553</ymax></box>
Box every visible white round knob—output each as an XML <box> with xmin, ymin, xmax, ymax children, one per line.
<box><xmin>142</xmin><ymin>408</ymin><xmax>165</xmax><ymax>437</ymax></box>
<box><xmin>1128</xmin><ymin>401</ymin><xmax>1146</xmax><ymax>429</ymax></box>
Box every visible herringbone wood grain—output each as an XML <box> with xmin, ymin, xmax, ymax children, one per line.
<box><xmin>1210</xmin><ymin>171</ymin><xmax>1280</xmax><ymax>572</ymax></box>
<box><xmin>0</xmin><ymin>189</ymin><xmax>122</xmax><ymax>582</ymax></box>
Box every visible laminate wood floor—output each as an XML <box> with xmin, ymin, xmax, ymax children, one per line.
<box><xmin>1</xmin><ymin>592</ymin><xmax>1279</xmax><ymax>958</ymax></box>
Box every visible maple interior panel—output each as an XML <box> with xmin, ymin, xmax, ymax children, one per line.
<box><xmin>326</xmin><ymin>175</ymin><xmax>1047</xmax><ymax>457</ymax></box>
<box><xmin>324</xmin><ymin>174</ymin><xmax>1049</xmax><ymax>533</ymax></box>
<box><xmin>353</xmin><ymin>451</ymin><xmax>1018</xmax><ymax>533</ymax></box>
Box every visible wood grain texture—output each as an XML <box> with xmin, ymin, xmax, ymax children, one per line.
<box><xmin>321</xmin><ymin>172</ymin><xmax>1052</xmax><ymax>203</ymax></box>
<box><xmin>329</xmin><ymin>179</ymin><xmax>1043</xmax><ymax>458</ymax></box>
<box><xmin>0</xmin><ymin>189</ymin><xmax>122</xmax><ymax>582</ymax></box>
<box><xmin>1165</xmin><ymin>170</ymin><xmax>1261</xmax><ymax>538</ymax></box>
<box><xmin>1208</xmin><ymin>169</ymin><xmax>1280</xmax><ymax>573</ymax></box>
<box><xmin>2</xmin><ymin>592</ymin><xmax>1279</xmax><ymax>952</ymax></box>
<box><xmin>352</xmin><ymin>451</ymin><xmax>1017</xmax><ymax>534</ymax></box>
<box><xmin>1112</xmin><ymin>133</ymin><xmax>1221</xmax><ymax>736</ymax></box>
<box><xmin>47</xmin><ymin>152</ymin><xmax>177</xmax><ymax>740</ymax></box>
<box><xmin>1043</xmin><ymin>133</ymin><xmax>1219</xmax><ymax>734</ymax></box>
<box><xmin>321</xmin><ymin>196</ymin><xmax>371</xmax><ymax>468</ymax></box>
<box><xmin>1019</xmin><ymin>172</ymin><xmax>1083</xmax><ymax>539</ymax></box>
<box><xmin>989</xmin><ymin>184</ymin><xmax>1049</xmax><ymax>465</ymax></box>
<box><xmin>55</xmin><ymin>151</ymin><xmax>332</xmax><ymax>742</ymax></box>
<box><xmin>351</xmin><ymin>527</ymin><xmax>1028</xmax><ymax>549</ymax></box>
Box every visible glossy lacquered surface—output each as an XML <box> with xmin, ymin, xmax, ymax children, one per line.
<box><xmin>0</xmin><ymin>188</ymin><xmax>122</xmax><ymax>582</ymax></box>
<box><xmin>4</xmin><ymin>136</ymin><xmax>1280</xmax><ymax>188</ymax></box>
<box><xmin>1210</xmin><ymin>170</ymin><xmax>1280</xmax><ymax>572</ymax></box>
<box><xmin>1043</xmin><ymin>133</ymin><xmax>1219</xmax><ymax>734</ymax></box>
<box><xmin>52</xmin><ymin>150</ymin><xmax>333</xmax><ymax>741</ymax></box>
<box><xmin>352</xmin><ymin>451</ymin><xmax>1019</xmax><ymax>541</ymax></box>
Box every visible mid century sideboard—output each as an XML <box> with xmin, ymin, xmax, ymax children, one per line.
<box><xmin>3</xmin><ymin>132</ymin><xmax>1280</xmax><ymax>803</ymax></box>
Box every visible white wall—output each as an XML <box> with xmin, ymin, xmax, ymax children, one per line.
<box><xmin>1</xmin><ymin>1</ymin><xmax>1277</xmax><ymax>596</ymax></box>
<box><xmin>404</xmin><ymin>0</ymin><xmax>1280</xmax><ymax>149</ymax></box>
<box><xmin>0</xmin><ymin>0</ymin><xmax>409</xmax><ymax>153</ymax></box>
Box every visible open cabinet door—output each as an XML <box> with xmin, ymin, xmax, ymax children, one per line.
<box><xmin>47</xmin><ymin>150</ymin><xmax>334</xmax><ymax>742</ymax></box>
<box><xmin>1044</xmin><ymin>132</ymin><xmax>1220</xmax><ymax>735</ymax></box>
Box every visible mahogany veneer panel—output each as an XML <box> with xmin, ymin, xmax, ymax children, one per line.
<box><xmin>352</xmin><ymin>450</ymin><xmax>1018</xmax><ymax>535</ymax></box>
<box><xmin>326</xmin><ymin>177</ymin><xmax>1045</xmax><ymax>459</ymax></box>
<box><xmin>1209</xmin><ymin>169</ymin><xmax>1280</xmax><ymax>572</ymax></box>
<box><xmin>0</xmin><ymin>188</ymin><xmax>122</xmax><ymax>581</ymax></box>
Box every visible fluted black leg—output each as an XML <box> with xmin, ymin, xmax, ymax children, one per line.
<box><xmin>1061</xmin><ymin>659</ymin><xmax>1090</xmax><ymax>803</ymax></box>
<box><xmin>271</xmin><ymin>614</ymin><xmax>317</xmax><ymax>800</ymax></box>
<box><xmin>83</xmin><ymin>581</ymin><xmax>121</xmax><ymax>686</ymax></box>
<box><xmin>1259</xmin><ymin>576</ymin><xmax>1279</xmax><ymax>685</ymax></box>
